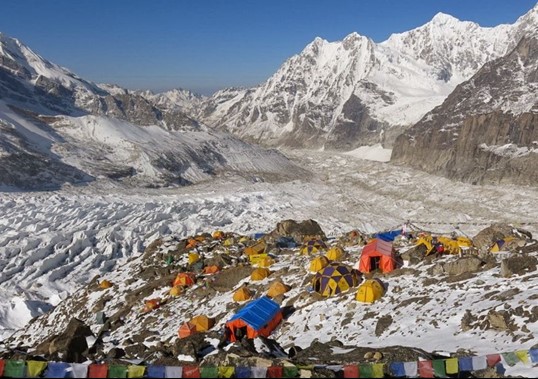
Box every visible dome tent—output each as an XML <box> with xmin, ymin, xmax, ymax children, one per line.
<box><xmin>309</xmin><ymin>256</ymin><xmax>330</xmax><ymax>273</ymax></box>
<box><xmin>312</xmin><ymin>263</ymin><xmax>359</xmax><ymax>297</ymax></box>
<box><xmin>233</xmin><ymin>286</ymin><xmax>253</xmax><ymax>302</ymax></box>
<box><xmin>356</xmin><ymin>279</ymin><xmax>385</xmax><ymax>303</ymax></box>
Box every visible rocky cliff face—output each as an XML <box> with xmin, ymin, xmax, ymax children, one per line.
<box><xmin>391</xmin><ymin>36</ymin><xmax>538</xmax><ymax>185</ymax></box>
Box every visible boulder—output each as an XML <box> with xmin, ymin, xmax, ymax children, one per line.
<box><xmin>33</xmin><ymin>318</ymin><xmax>94</xmax><ymax>363</ymax></box>
<box><xmin>500</xmin><ymin>255</ymin><xmax>538</xmax><ymax>277</ymax></box>
<box><xmin>265</xmin><ymin>219</ymin><xmax>326</xmax><ymax>244</ymax></box>
<box><xmin>487</xmin><ymin>310</ymin><xmax>513</xmax><ymax>331</ymax></box>
<box><xmin>473</xmin><ymin>223</ymin><xmax>532</xmax><ymax>252</ymax></box>
<box><xmin>441</xmin><ymin>257</ymin><xmax>485</xmax><ymax>276</ymax></box>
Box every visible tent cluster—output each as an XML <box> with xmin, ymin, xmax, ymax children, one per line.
<box><xmin>90</xmin><ymin>220</ymin><xmax>519</xmax><ymax>361</ymax></box>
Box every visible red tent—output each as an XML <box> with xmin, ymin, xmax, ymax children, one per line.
<box><xmin>358</xmin><ymin>239</ymin><xmax>396</xmax><ymax>274</ymax></box>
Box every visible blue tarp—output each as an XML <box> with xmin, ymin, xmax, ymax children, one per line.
<box><xmin>375</xmin><ymin>229</ymin><xmax>402</xmax><ymax>242</ymax></box>
<box><xmin>252</xmin><ymin>233</ymin><xmax>266</xmax><ymax>240</ymax></box>
<box><xmin>275</xmin><ymin>236</ymin><xmax>297</xmax><ymax>248</ymax></box>
<box><xmin>227</xmin><ymin>296</ymin><xmax>280</xmax><ymax>331</ymax></box>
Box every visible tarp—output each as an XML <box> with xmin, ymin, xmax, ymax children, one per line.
<box><xmin>375</xmin><ymin>229</ymin><xmax>402</xmax><ymax>242</ymax></box>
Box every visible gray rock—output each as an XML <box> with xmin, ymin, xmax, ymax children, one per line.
<box><xmin>500</xmin><ymin>255</ymin><xmax>538</xmax><ymax>277</ymax></box>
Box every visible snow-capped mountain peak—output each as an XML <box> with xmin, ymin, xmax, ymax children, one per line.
<box><xmin>430</xmin><ymin>11</ymin><xmax>461</xmax><ymax>25</ymax></box>
<box><xmin>199</xmin><ymin>4</ymin><xmax>537</xmax><ymax>150</ymax></box>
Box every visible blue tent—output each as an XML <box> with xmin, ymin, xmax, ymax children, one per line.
<box><xmin>375</xmin><ymin>229</ymin><xmax>402</xmax><ymax>242</ymax></box>
<box><xmin>226</xmin><ymin>296</ymin><xmax>282</xmax><ymax>341</ymax></box>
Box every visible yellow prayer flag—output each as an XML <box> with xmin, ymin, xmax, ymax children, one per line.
<box><xmin>218</xmin><ymin>366</ymin><xmax>235</xmax><ymax>378</ymax></box>
<box><xmin>445</xmin><ymin>358</ymin><xmax>459</xmax><ymax>374</ymax></box>
<box><xmin>26</xmin><ymin>360</ymin><xmax>48</xmax><ymax>378</ymax></box>
<box><xmin>515</xmin><ymin>350</ymin><xmax>530</xmax><ymax>364</ymax></box>
<box><xmin>128</xmin><ymin>365</ymin><xmax>146</xmax><ymax>378</ymax></box>
<box><xmin>372</xmin><ymin>363</ymin><xmax>384</xmax><ymax>378</ymax></box>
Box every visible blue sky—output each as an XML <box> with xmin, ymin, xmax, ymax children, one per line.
<box><xmin>1</xmin><ymin>0</ymin><xmax>536</xmax><ymax>95</ymax></box>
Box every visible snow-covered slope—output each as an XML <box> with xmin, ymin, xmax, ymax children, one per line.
<box><xmin>0</xmin><ymin>33</ymin><xmax>304</xmax><ymax>189</ymax></box>
<box><xmin>1</xmin><ymin>149</ymin><xmax>537</xmax><ymax>377</ymax></box>
<box><xmin>197</xmin><ymin>4</ymin><xmax>538</xmax><ymax>150</ymax></box>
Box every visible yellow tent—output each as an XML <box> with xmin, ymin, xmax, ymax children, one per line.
<box><xmin>256</xmin><ymin>256</ymin><xmax>274</xmax><ymax>268</ymax></box>
<box><xmin>309</xmin><ymin>256</ymin><xmax>330</xmax><ymax>273</ymax></box>
<box><xmin>356</xmin><ymin>279</ymin><xmax>384</xmax><ymax>303</ymax></box>
<box><xmin>251</xmin><ymin>268</ymin><xmax>271</xmax><ymax>281</ymax></box>
<box><xmin>244</xmin><ymin>240</ymin><xmax>267</xmax><ymax>256</ymax></box>
<box><xmin>188</xmin><ymin>252</ymin><xmax>200</xmax><ymax>264</ymax></box>
<box><xmin>212</xmin><ymin>230</ymin><xmax>225</xmax><ymax>240</ymax></box>
<box><xmin>169</xmin><ymin>285</ymin><xmax>184</xmax><ymax>297</ymax></box>
<box><xmin>223</xmin><ymin>237</ymin><xmax>236</xmax><ymax>247</ymax></box>
<box><xmin>190</xmin><ymin>315</ymin><xmax>215</xmax><ymax>332</ymax></box>
<box><xmin>490</xmin><ymin>236</ymin><xmax>515</xmax><ymax>253</ymax></box>
<box><xmin>326</xmin><ymin>246</ymin><xmax>346</xmax><ymax>261</ymax></box>
<box><xmin>99</xmin><ymin>279</ymin><xmax>113</xmax><ymax>289</ymax></box>
<box><xmin>300</xmin><ymin>239</ymin><xmax>327</xmax><ymax>255</ymax></box>
<box><xmin>233</xmin><ymin>286</ymin><xmax>253</xmax><ymax>302</ymax></box>
<box><xmin>267</xmin><ymin>281</ymin><xmax>290</xmax><ymax>298</ymax></box>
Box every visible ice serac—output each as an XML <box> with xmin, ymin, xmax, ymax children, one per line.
<box><xmin>197</xmin><ymin>4</ymin><xmax>538</xmax><ymax>152</ymax></box>
<box><xmin>391</xmin><ymin>35</ymin><xmax>538</xmax><ymax>186</ymax></box>
<box><xmin>0</xmin><ymin>33</ymin><xmax>304</xmax><ymax>190</ymax></box>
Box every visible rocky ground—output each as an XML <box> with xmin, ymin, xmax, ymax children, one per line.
<box><xmin>1</xmin><ymin>220</ymin><xmax>537</xmax><ymax>377</ymax></box>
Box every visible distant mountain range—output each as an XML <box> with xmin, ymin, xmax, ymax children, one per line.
<box><xmin>0</xmin><ymin>33</ymin><xmax>304</xmax><ymax>190</ymax></box>
<box><xmin>193</xmin><ymin>3</ymin><xmax>537</xmax><ymax>153</ymax></box>
<box><xmin>1</xmin><ymin>2</ymin><xmax>537</xmax><ymax>188</ymax></box>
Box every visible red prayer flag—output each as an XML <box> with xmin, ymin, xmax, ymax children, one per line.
<box><xmin>267</xmin><ymin>366</ymin><xmax>283</xmax><ymax>378</ymax></box>
<box><xmin>344</xmin><ymin>365</ymin><xmax>359</xmax><ymax>378</ymax></box>
<box><xmin>487</xmin><ymin>354</ymin><xmax>501</xmax><ymax>367</ymax></box>
<box><xmin>88</xmin><ymin>364</ymin><xmax>108</xmax><ymax>378</ymax></box>
<box><xmin>183</xmin><ymin>365</ymin><xmax>201</xmax><ymax>378</ymax></box>
<box><xmin>418</xmin><ymin>361</ymin><xmax>434</xmax><ymax>378</ymax></box>
<box><xmin>0</xmin><ymin>360</ymin><xmax>4</xmax><ymax>377</ymax></box>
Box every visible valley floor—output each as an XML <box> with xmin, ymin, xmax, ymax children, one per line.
<box><xmin>1</xmin><ymin>147</ymin><xmax>537</xmax><ymax>376</ymax></box>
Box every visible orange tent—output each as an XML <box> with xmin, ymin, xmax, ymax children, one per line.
<box><xmin>358</xmin><ymin>239</ymin><xmax>396</xmax><ymax>274</ymax></box>
<box><xmin>99</xmin><ymin>279</ymin><xmax>113</xmax><ymax>289</ymax></box>
<box><xmin>142</xmin><ymin>298</ymin><xmax>161</xmax><ymax>313</ymax></box>
<box><xmin>178</xmin><ymin>322</ymin><xmax>197</xmax><ymax>338</ymax></box>
<box><xmin>173</xmin><ymin>272</ymin><xmax>196</xmax><ymax>287</ymax></box>
<box><xmin>244</xmin><ymin>240</ymin><xmax>267</xmax><ymax>256</ymax></box>
<box><xmin>186</xmin><ymin>238</ymin><xmax>199</xmax><ymax>249</ymax></box>
<box><xmin>203</xmin><ymin>265</ymin><xmax>220</xmax><ymax>275</ymax></box>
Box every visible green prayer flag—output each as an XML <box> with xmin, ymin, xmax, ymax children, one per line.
<box><xmin>283</xmin><ymin>365</ymin><xmax>298</xmax><ymax>378</ymax></box>
<box><xmin>359</xmin><ymin>363</ymin><xmax>373</xmax><ymax>378</ymax></box>
<box><xmin>502</xmin><ymin>352</ymin><xmax>519</xmax><ymax>367</ymax></box>
<box><xmin>109</xmin><ymin>364</ymin><xmax>128</xmax><ymax>378</ymax></box>
<box><xmin>201</xmin><ymin>366</ymin><xmax>219</xmax><ymax>378</ymax></box>
<box><xmin>4</xmin><ymin>360</ymin><xmax>25</xmax><ymax>378</ymax></box>
<box><xmin>432</xmin><ymin>359</ymin><xmax>446</xmax><ymax>377</ymax></box>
